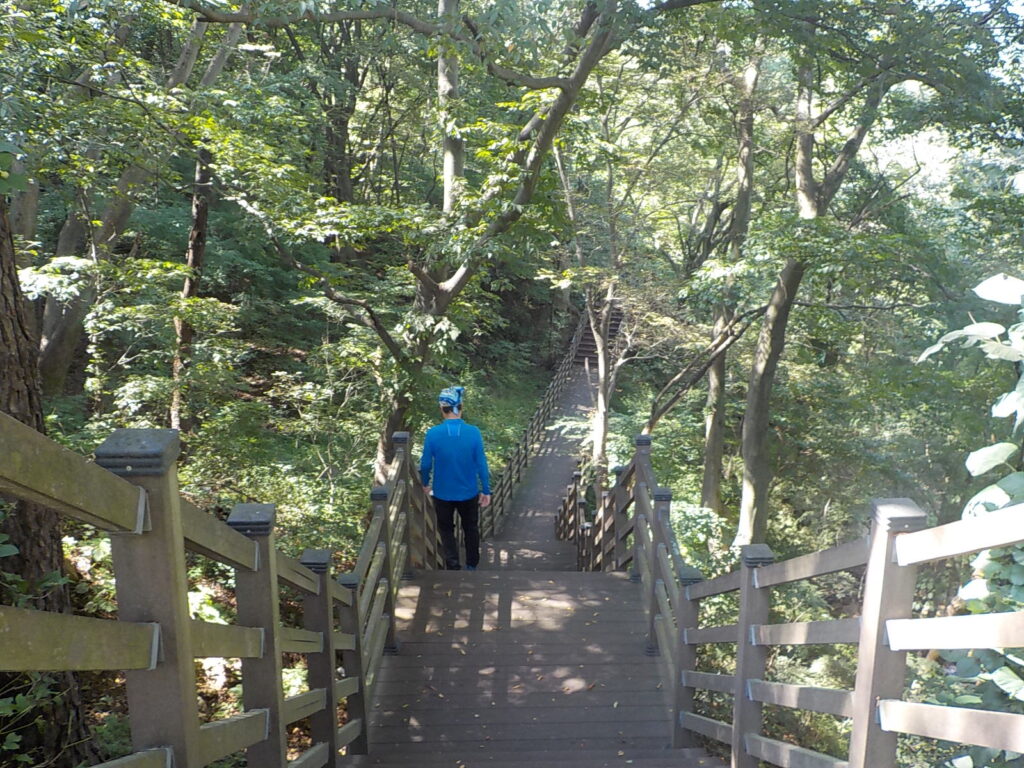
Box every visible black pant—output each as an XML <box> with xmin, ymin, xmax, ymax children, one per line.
<box><xmin>434</xmin><ymin>496</ymin><xmax>480</xmax><ymax>570</ymax></box>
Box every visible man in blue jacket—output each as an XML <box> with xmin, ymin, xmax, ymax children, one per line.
<box><xmin>420</xmin><ymin>386</ymin><xmax>491</xmax><ymax>571</ymax></box>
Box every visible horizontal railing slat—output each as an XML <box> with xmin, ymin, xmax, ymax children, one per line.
<box><xmin>755</xmin><ymin>537</ymin><xmax>870</xmax><ymax>588</ymax></box>
<box><xmin>886</xmin><ymin>612</ymin><xmax>1024</xmax><ymax>651</ymax></box>
<box><xmin>744</xmin><ymin>733</ymin><xmax>849</xmax><ymax>768</ymax></box>
<box><xmin>0</xmin><ymin>412</ymin><xmax>140</xmax><ymax>532</ymax></box>
<box><xmin>336</xmin><ymin>676</ymin><xmax>359</xmax><ymax>701</ymax></box>
<box><xmin>197</xmin><ymin>709</ymin><xmax>269</xmax><ymax>765</ymax></box>
<box><xmin>334</xmin><ymin>631</ymin><xmax>356</xmax><ymax>651</ymax></box>
<box><xmin>191</xmin><ymin>620</ymin><xmax>263</xmax><ymax>659</ymax></box>
<box><xmin>336</xmin><ymin>717</ymin><xmax>364</xmax><ymax>748</ymax></box>
<box><xmin>283</xmin><ymin>688</ymin><xmax>326</xmax><ymax>725</ymax></box>
<box><xmin>752</xmin><ymin>618</ymin><xmax>861</xmax><ymax>646</ymax></box>
<box><xmin>747</xmin><ymin>680</ymin><xmax>854</xmax><ymax>718</ymax></box>
<box><xmin>0</xmin><ymin>606</ymin><xmax>157</xmax><ymax>671</ymax></box>
<box><xmin>329</xmin><ymin>580</ymin><xmax>353</xmax><ymax>607</ymax></box>
<box><xmin>895</xmin><ymin>502</ymin><xmax>1024</xmax><ymax>566</ymax></box>
<box><xmin>684</xmin><ymin>623</ymin><xmax>738</xmax><ymax>645</ymax></box>
<box><xmin>288</xmin><ymin>742</ymin><xmax>329</xmax><ymax>768</ymax></box>
<box><xmin>679</xmin><ymin>712</ymin><xmax>733</xmax><ymax>744</ymax></box>
<box><xmin>92</xmin><ymin>748</ymin><xmax>171</xmax><ymax>768</ymax></box>
<box><xmin>277</xmin><ymin>552</ymin><xmax>320</xmax><ymax>594</ymax></box>
<box><xmin>280</xmin><ymin>626</ymin><xmax>323</xmax><ymax>654</ymax></box>
<box><xmin>686</xmin><ymin>570</ymin><xmax>742</xmax><ymax>600</ymax></box>
<box><xmin>351</xmin><ymin>515</ymin><xmax>384</xmax><ymax>585</ymax></box>
<box><xmin>878</xmin><ymin>699</ymin><xmax>1024</xmax><ymax>752</ymax></box>
<box><xmin>181</xmin><ymin>501</ymin><xmax>257</xmax><ymax>571</ymax></box>
<box><xmin>681</xmin><ymin>671</ymin><xmax>735</xmax><ymax>694</ymax></box>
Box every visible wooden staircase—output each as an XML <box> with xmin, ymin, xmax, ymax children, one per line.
<box><xmin>354</xmin><ymin>571</ymin><xmax>724</xmax><ymax>768</ymax></box>
<box><xmin>574</xmin><ymin>307</ymin><xmax>625</xmax><ymax>365</ymax></box>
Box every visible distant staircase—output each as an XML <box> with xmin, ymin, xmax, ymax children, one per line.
<box><xmin>573</xmin><ymin>306</ymin><xmax>625</xmax><ymax>365</ymax></box>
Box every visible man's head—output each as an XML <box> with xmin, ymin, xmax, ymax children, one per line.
<box><xmin>438</xmin><ymin>386</ymin><xmax>465</xmax><ymax>417</ymax></box>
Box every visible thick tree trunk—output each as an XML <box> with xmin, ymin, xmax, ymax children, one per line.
<box><xmin>0</xmin><ymin>197</ymin><xmax>96</xmax><ymax>767</ymax></box>
<box><xmin>171</xmin><ymin>147</ymin><xmax>212</xmax><ymax>432</ymax></box>
<box><xmin>734</xmin><ymin>258</ymin><xmax>805</xmax><ymax>546</ymax></box>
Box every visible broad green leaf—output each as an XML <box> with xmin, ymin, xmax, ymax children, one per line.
<box><xmin>986</xmin><ymin>666</ymin><xmax>1024</xmax><ymax>701</ymax></box>
<box><xmin>962</xmin><ymin>322</ymin><xmax>1005</xmax><ymax>339</ymax></box>
<box><xmin>975</xmin><ymin>274</ymin><xmax>1024</xmax><ymax>305</ymax></box>
<box><xmin>966</xmin><ymin>443</ymin><xmax>1019</xmax><ymax>476</ymax></box>
<box><xmin>0</xmin><ymin>544</ymin><xmax>17</xmax><ymax>558</ymax></box>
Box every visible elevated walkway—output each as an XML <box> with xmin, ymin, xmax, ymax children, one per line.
<box><xmin>356</xmin><ymin>372</ymin><xmax>724</xmax><ymax>768</ymax></box>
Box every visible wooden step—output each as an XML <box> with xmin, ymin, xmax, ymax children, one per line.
<box><xmin>351</xmin><ymin>746</ymin><xmax>727</xmax><ymax>768</ymax></box>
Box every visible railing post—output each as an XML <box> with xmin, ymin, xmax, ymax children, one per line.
<box><xmin>731</xmin><ymin>543</ymin><xmax>775</xmax><ymax>768</ymax></box>
<box><xmin>337</xmin><ymin>572</ymin><xmax>368</xmax><ymax>755</ymax></box>
<box><xmin>392</xmin><ymin>432</ymin><xmax>416</xmax><ymax>577</ymax></box>
<box><xmin>370</xmin><ymin>487</ymin><xmax>400</xmax><ymax>653</ymax></box>
<box><xmin>300</xmin><ymin>548</ymin><xmax>341</xmax><ymax>764</ymax></box>
<box><xmin>632</xmin><ymin>436</ymin><xmax>653</xmax><ymax>583</ymax></box>
<box><xmin>644</xmin><ymin>488</ymin><xmax>671</xmax><ymax>654</ymax></box>
<box><xmin>598</xmin><ymin>491</ymin><xmax>611</xmax><ymax>570</ymax></box>
<box><xmin>227</xmin><ymin>503</ymin><xmax>286</xmax><ymax>768</ymax></box>
<box><xmin>96</xmin><ymin>429</ymin><xmax>200</xmax><ymax>767</ymax></box>
<box><xmin>848</xmin><ymin>499</ymin><xmax>927</xmax><ymax>768</ymax></box>
<box><xmin>673</xmin><ymin>564</ymin><xmax>704</xmax><ymax>748</ymax></box>
<box><xmin>611</xmin><ymin>465</ymin><xmax>628</xmax><ymax>570</ymax></box>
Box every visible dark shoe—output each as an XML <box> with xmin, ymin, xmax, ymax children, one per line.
<box><xmin>465</xmin><ymin>565</ymin><xmax>477</xmax><ymax>571</ymax></box>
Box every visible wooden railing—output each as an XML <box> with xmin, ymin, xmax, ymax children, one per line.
<box><xmin>561</xmin><ymin>434</ymin><xmax>1024</xmax><ymax>767</ymax></box>
<box><xmin>0</xmin><ymin>413</ymin><xmax>434</xmax><ymax>767</ymax></box>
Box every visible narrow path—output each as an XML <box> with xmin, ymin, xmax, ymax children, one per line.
<box><xmin>481</xmin><ymin>371</ymin><xmax>595</xmax><ymax>571</ymax></box>
<box><xmin>356</xmin><ymin>368</ymin><xmax>724</xmax><ymax>768</ymax></box>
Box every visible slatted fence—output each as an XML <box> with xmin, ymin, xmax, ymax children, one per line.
<box><xmin>559</xmin><ymin>434</ymin><xmax>1024</xmax><ymax>768</ymax></box>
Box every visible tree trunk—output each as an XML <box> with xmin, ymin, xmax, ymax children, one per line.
<box><xmin>734</xmin><ymin>258</ymin><xmax>805</xmax><ymax>546</ymax></box>
<box><xmin>438</xmin><ymin>0</ymin><xmax>464</xmax><ymax>213</ymax></box>
<box><xmin>0</xmin><ymin>196</ymin><xmax>96</xmax><ymax>767</ymax></box>
<box><xmin>171</xmin><ymin>147</ymin><xmax>212</xmax><ymax>432</ymax></box>
<box><xmin>702</xmin><ymin>57</ymin><xmax>759</xmax><ymax>516</ymax></box>
<box><xmin>701</xmin><ymin>307</ymin><xmax>729</xmax><ymax>515</ymax></box>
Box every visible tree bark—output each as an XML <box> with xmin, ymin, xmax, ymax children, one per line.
<box><xmin>171</xmin><ymin>147</ymin><xmax>212</xmax><ymax>432</ymax></box>
<box><xmin>0</xmin><ymin>196</ymin><xmax>96</xmax><ymax>767</ymax></box>
<box><xmin>438</xmin><ymin>0</ymin><xmax>464</xmax><ymax>213</ymax></box>
<box><xmin>734</xmin><ymin>258</ymin><xmax>805</xmax><ymax>546</ymax></box>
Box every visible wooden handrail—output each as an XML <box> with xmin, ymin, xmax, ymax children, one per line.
<box><xmin>571</xmin><ymin>434</ymin><xmax>1024</xmax><ymax>766</ymax></box>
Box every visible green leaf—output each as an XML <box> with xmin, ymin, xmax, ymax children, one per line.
<box><xmin>965</xmin><ymin>443</ymin><xmax>1019</xmax><ymax>477</ymax></box>
<box><xmin>0</xmin><ymin>543</ymin><xmax>18</xmax><ymax>558</ymax></box>
<box><xmin>956</xmin><ymin>656</ymin><xmax>982</xmax><ymax>677</ymax></box>
<box><xmin>975</xmin><ymin>274</ymin><xmax>1024</xmax><ymax>305</ymax></box>
<box><xmin>986</xmin><ymin>666</ymin><xmax>1024</xmax><ymax>701</ymax></box>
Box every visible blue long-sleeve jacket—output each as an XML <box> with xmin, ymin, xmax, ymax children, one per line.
<box><xmin>419</xmin><ymin>419</ymin><xmax>491</xmax><ymax>501</ymax></box>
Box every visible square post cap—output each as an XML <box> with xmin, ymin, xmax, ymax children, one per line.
<box><xmin>94</xmin><ymin>429</ymin><xmax>180</xmax><ymax>476</ymax></box>
<box><xmin>392</xmin><ymin>432</ymin><xmax>410</xmax><ymax>446</ymax></box>
<box><xmin>300</xmin><ymin>549</ymin><xmax>331</xmax><ymax>574</ymax></box>
<box><xmin>371</xmin><ymin>486</ymin><xmax>388</xmax><ymax>501</ymax></box>
<box><xmin>677</xmin><ymin>565</ymin><xmax>704</xmax><ymax>585</ymax></box>
<box><xmin>226</xmin><ymin>503</ymin><xmax>276</xmax><ymax>536</ymax></box>
<box><xmin>634</xmin><ymin>435</ymin><xmax>652</xmax><ymax>448</ymax></box>
<box><xmin>871</xmin><ymin>498</ymin><xmax>928</xmax><ymax>532</ymax></box>
<box><xmin>653</xmin><ymin>488</ymin><xmax>672</xmax><ymax>503</ymax></box>
<box><xmin>741</xmin><ymin>543</ymin><xmax>775</xmax><ymax>567</ymax></box>
<box><xmin>337</xmin><ymin>572</ymin><xmax>359</xmax><ymax>589</ymax></box>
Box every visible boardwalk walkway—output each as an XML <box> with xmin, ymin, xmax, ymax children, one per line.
<box><xmin>355</xmin><ymin>373</ymin><xmax>724</xmax><ymax>768</ymax></box>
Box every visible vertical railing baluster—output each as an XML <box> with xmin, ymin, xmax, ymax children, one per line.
<box><xmin>673</xmin><ymin>564</ymin><xmax>703</xmax><ymax>748</ymax></box>
<box><xmin>731</xmin><ymin>543</ymin><xmax>775</xmax><ymax>768</ymax></box>
<box><xmin>228</xmin><ymin>503</ymin><xmax>287</xmax><ymax>768</ymax></box>
<box><xmin>300</xmin><ymin>548</ymin><xmax>341</xmax><ymax>764</ymax></box>
<box><xmin>848</xmin><ymin>499</ymin><xmax>927</xmax><ymax>767</ymax></box>
<box><xmin>97</xmin><ymin>429</ymin><xmax>200</xmax><ymax>767</ymax></box>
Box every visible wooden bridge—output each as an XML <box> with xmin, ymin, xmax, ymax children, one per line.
<box><xmin>2</xmin><ymin>318</ymin><xmax>1024</xmax><ymax>768</ymax></box>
